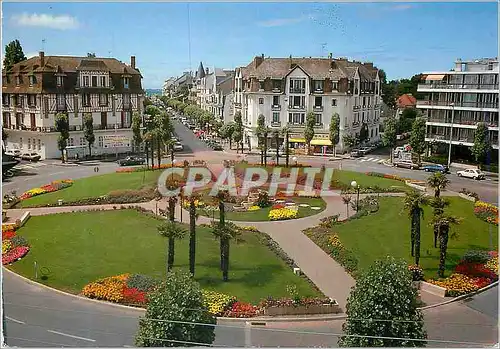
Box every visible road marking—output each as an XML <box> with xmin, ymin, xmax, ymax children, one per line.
<box><xmin>47</xmin><ymin>330</ymin><xmax>96</xmax><ymax>342</ymax></box>
<box><xmin>6</xmin><ymin>316</ymin><xmax>25</xmax><ymax>324</ymax></box>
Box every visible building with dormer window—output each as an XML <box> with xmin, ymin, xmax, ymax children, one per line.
<box><xmin>2</xmin><ymin>52</ymin><xmax>144</xmax><ymax>159</ymax></box>
<box><xmin>233</xmin><ymin>54</ymin><xmax>382</xmax><ymax>153</ymax></box>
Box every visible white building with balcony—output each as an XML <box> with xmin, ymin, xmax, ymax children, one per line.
<box><xmin>2</xmin><ymin>52</ymin><xmax>144</xmax><ymax>159</ymax></box>
<box><xmin>234</xmin><ymin>54</ymin><xmax>382</xmax><ymax>153</ymax></box>
<box><xmin>417</xmin><ymin>58</ymin><xmax>499</xmax><ymax>155</ymax></box>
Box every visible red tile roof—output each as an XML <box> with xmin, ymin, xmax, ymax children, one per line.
<box><xmin>397</xmin><ymin>94</ymin><xmax>417</xmax><ymax>108</ymax></box>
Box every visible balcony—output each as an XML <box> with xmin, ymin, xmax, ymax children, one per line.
<box><xmin>288</xmin><ymin>105</ymin><xmax>306</xmax><ymax>111</ymax></box>
<box><xmin>426</xmin><ymin>116</ymin><xmax>498</xmax><ymax>128</ymax></box>
<box><xmin>352</xmin><ymin>121</ymin><xmax>360</xmax><ymax>127</ymax></box>
<box><xmin>417</xmin><ymin>100</ymin><xmax>499</xmax><ymax>109</ymax></box>
<box><xmin>313</xmin><ymin>123</ymin><xmax>324</xmax><ymax>129</ymax></box>
<box><xmin>418</xmin><ymin>83</ymin><xmax>499</xmax><ymax>91</ymax></box>
<box><xmin>312</xmin><ymin>89</ymin><xmax>324</xmax><ymax>94</ymax></box>
<box><xmin>271</xmin><ymin>105</ymin><xmax>281</xmax><ymax>111</ymax></box>
<box><xmin>426</xmin><ymin>134</ymin><xmax>474</xmax><ymax>144</ymax></box>
<box><xmin>289</xmin><ymin>88</ymin><xmax>305</xmax><ymax>94</ymax></box>
<box><xmin>272</xmin><ymin>88</ymin><xmax>281</xmax><ymax>93</ymax></box>
<box><xmin>313</xmin><ymin>105</ymin><xmax>323</xmax><ymax>112</ymax></box>
<box><xmin>353</xmin><ymin>105</ymin><xmax>361</xmax><ymax>111</ymax></box>
<box><xmin>271</xmin><ymin>121</ymin><xmax>281</xmax><ymax>127</ymax></box>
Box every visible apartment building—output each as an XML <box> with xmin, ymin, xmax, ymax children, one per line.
<box><xmin>417</xmin><ymin>58</ymin><xmax>499</xmax><ymax>155</ymax></box>
<box><xmin>233</xmin><ymin>54</ymin><xmax>382</xmax><ymax>153</ymax></box>
<box><xmin>2</xmin><ymin>52</ymin><xmax>144</xmax><ymax>159</ymax></box>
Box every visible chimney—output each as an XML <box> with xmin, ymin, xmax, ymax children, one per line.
<box><xmin>363</xmin><ymin>62</ymin><xmax>373</xmax><ymax>69</ymax></box>
<box><xmin>455</xmin><ymin>58</ymin><xmax>462</xmax><ymax>72</ymax></box>
<box><xmin>254</xmin><ymin>54</ymin><xmax>264</xmax><ymax>69</ymax></box>
<box><xmin>206</xmin><ymin>67</ymin><xmax>209</xmax><ymax>74</ymax></box>
<box><xmin>39</xmin><ymin>51</ymin><xmax>45</xmax><ymax>67</ymax></box>
<box><xmin>328</xmin><ymin>52</ymin><xmax>333</xmax><ymax>59</ymax></box>
<box><xmin>131</xmin><ymin>56</ymin><xmax>136</xmax><ymax>69</ymax></box>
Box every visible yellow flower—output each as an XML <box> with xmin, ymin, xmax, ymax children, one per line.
<box><xmin>268</xmin><ymin>207</ymin><xmax>298</xmax><ymax>221</ymax></box>
<box><xmin>201</xmin><ymin>290</ymin><xmax>236</xmax><ymax>315</ymax></box>
<box><xmin>2</xmin><ymin>240</ymin><xmax>12</xmax><ymax>254</ymax></box>
<box><xmin>248</xmin><ymin>205</ymin><xmax>260</xmax><ymax>211</ymax></box>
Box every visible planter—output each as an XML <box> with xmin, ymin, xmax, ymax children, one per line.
<box><xmin>420</xmin><ymin>281</ymin><xmax>447</xmax><ymax>298</ymax></box>
<box><xmin>405</xmin><ymin>181</ymin><xmax>426</xmax><ymax>192</ymax></box>
<box><xmin>262</xmin><ymin>303</ymin><xmax>342</xmax><ymax>316</ymax></box>
<box><xmin>459</xmin><ymin>193</ymin><xmax>477</xmax><ymax>202</ymax></box>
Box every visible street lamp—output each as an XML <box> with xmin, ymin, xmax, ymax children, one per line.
<box><xmin>351</xmin><ymin>180</ymin><xmax>360</xmax><ymax>212</ymax></box>
<box><xmin>447</xmin><ymin>102</ymin><xmax>455</xmax><ymax>168</ymax></box>
<box><xmin>292</xmin><ymin>156</ymin><xmax>298</xmax><ymax>166</ymax></box>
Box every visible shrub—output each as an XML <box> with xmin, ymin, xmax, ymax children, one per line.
<box><xmin>408</xmin><ymin>264</ymin><xmax>424</xmax><ymax>281</ymax></box>
<box><xmin>81</xmin><ymin>274</ymin><xmax>129</xmax><ymax>303</ymax></box>
<box><xmin>462</xmin><ymin>250</ymin><xmax>491</xmax><ymax>264</ymax></box>
<box><xmin>135</xmin><ymin>271</ymin><xmax>216</xmax><ymax>347</ymax></box>
<box><xmin>319</xmin><ymin>215</ymin><xmax>340</xmax><ymax>228</ymax></box>
<box><xmin>459</xmin><ymin>188</ymin><xmax>480</xmax><ymax>201</ymax></box>
<box><xmin>256</xmin><ymin>191</ymin><xmax>271</xmax><ymax>208</ymax></box>
<box><xmin>10</xmin><ymin>235</ymin><xmax>28</xmax><ymax>248</ymax></box>
<box><xmin>423</xmin><ymin>155</ymin><xmax>447</xmax><ymax>165</ymax></box>
<box><xmin>127</xmin><ymin>274</ymin><xmax>161</xmax><ymax>293</ymax></box>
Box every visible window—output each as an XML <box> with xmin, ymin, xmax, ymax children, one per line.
<box><xmin>332</xmin><ymin>81</ymin><xmax>338</xmax><ymax>91</ymax></box>
<box><xmin>363</xmin><ymin>97</ymin><xmax>366</xmax><ymax>107</ymax></box>
<box><xmin>2</xmin><ymin>94</ymin><xmax>10</xmax><ymax>106</ymax></box>
<box><xmin>99</xmin><ymin>94</ymin><xmax>108</xmax><ymax>106</ymax></box>
<box><xmin>259</xmin><ymin>98</ymin><xmax>264</xmax><ymax>105</ymax></box>
<box><xmin>272</xmin><ymin>112</ymin><xmax>280</xmax><ymax>123</ymax></box>
<box><xmin>28</xmin><ymin>138</ymin><xmax>31</xmax><ymax>150</ymax></box>
<box><xmin>56</xmin><ymin>76</ymin><xmax>63</xmax><ymax>87</ymax></box>
<box><xmin>28</xmin><ymin>94</ymin><xmax>36</xmax><ymax>106</ymax></box>
<box><xmin>98</xmin><ymin>136</ymin><xmax>103</xmax><ymax>148</ymax></box>
<box><xmin>57</xmin><ymin>94</ymin><xmax>65</xmax><ymax>109</ymax></box>
<box><xmin>16</xmin><ymin>76</ymin><xmax>21</xmax><ymax>85</ymax></box>
<box><xmin>289</xmin><ymin>79</ymin><xmax>306</xmax><ymax>93</ymax></box>
<box><xmin>83</xmin><ymin>76</ymin><xmax>89</xmax><ymax>87</ymax></box>
<box><xmin>314</xmin><ymin>96</ymin><xmax>322</xmax><ymax>107</ymax></box>
<box><xmin>82</xmin><ymin>94</ymin><xmax>91</xmax><ymax>106</ymax></box>
<box><xmin>371</xmin><ymin>129</ymin><xmax>374</xmax><ymax>138</ymax></box>
<box><xmin>37</xmin><ymin>139</ymin><xmax>41</xmax><ymax>150</ymax></box>
<box><xmin>362</xmin><ymin>112</ymin><xmax>365</xmax><ymax>123</ymax></box>
<box><xmin>259</xmin><ymin>81</ymin><xmax>265</xmax><ymax>90</ymax></box>
<box><xmin>19</xmin><ymin>137</ymin><xmax>23</xmax><ymax>149</ymax></box>
<box><xmin>272</xmin><ymin>80</ymin><xmax>281</xmax><ymax>90</ymax></box>
<box><xmin>16</xmin><ymin>95</ymin><xmax>23</xmax><ymax>107</ymax></box>
<box><xmin>332</xmin><ymin>99</ymin><xmax>337</xmax><ymax>107</ymax></box>
<box><xmin>272</xmin><ymin>96</ymin><xmax>279</xmax><ymax>106</ymax></box>
<box><xmin>68</xmin><ymin>138</ymin><xmax>74</xmax><ymax>146</ymax></box>
<box><xmin>29</xmin><ymin>75</ymin><xmax>36</xmax><ymax>86</ymax></box>
<box><xmin>288</xmin><ymin>112</ymin><xmax>305</xmax><ymax>124</ymax></box>
<box><xmin>100</xmin><ymin>76</ymin><xmax>106</xmax><ymax>87</ymax></box>
<box><xmin>314</xmin><ymin>80</ymin><xmax>324</xmax><ymax>91</ymax></box>
<box><xmin>290</xmin><ymin>96</ymin><xmax>305</xmax><ymax>108</ymax></box>
<box><xmin>314</xmin><ymin>113</ymin><xmax>322</xmax><ymax>125</ymax></box>
<box><xmin>123</xmin><ymin>94</ymin><xmax>131</xmax><ymax>107</ymax></box>
<box><xmin>91</xmin><ymin>76</ymin><xmax>98</xmax><ymax>87</ymax></box>
<box><xmin>124</xmin><ymin>77</ymin><xmax>130</xmax><ymax>89</ymax></box>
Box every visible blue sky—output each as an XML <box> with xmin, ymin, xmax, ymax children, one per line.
<box><xmin>3</xmin><ymin>2</ymin><xmax>498</xmax><ymax>88</ymax></box>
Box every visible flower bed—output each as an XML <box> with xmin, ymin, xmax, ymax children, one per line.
<box><xmin>365</xmin><ymin>172</ymin><xmax>407</xmax><ymax>183</ymax></box>
<box><xmin>268</xmin><ymin>207</ymin><xmax>298</xmax><ymax>221</ymax></box>
<box><xmin>427</xmin><ymin>250</ymin><xmax>498</xmax><ymax>296</ymax></box>
<box><xmin>474</xmin><ymin>201</ymin><xmax>498</xmax><ymax>225</ymax></box>
<box><xmin>202</xmin><ymin>290</ymin><xmax>237</xmax><ymax>315</ymax></box>
<box><xmin>247</xmin><ymin>205</ymin><xmax>260</xmax><ymax>211</ymax></box>
<box><xmin>19</xmin><ymin>180</ymin><xmax>73</xmax><ymax>200</ymax></box>
<box><xmin>2</xmin><ymin>226</ymin><xmax>30</xmax><ymax>265</ymax></box>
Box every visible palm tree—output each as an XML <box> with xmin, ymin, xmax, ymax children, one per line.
<box><xmin>341</xmin><ymin>195</ymin><xmax>352</xmax><ymax>218</ymax></box>
<box><xmin>215</xmin><ymin>190</ymin><xmax>230</xmax><ymax>270</ymax></box>
<box><xmin>168</xmin><ymin>196</ymin><xmax>177</xmax><ymax>222</ymax></box>
<box><xmin>210</xmin><ymin>221</ymin><xmax>243</xmax><ymax>282</ymax></box>
<box><xmin>403</xmin><ymin>190</ymin><xmax>429</xmax><ymax>265</ymax></box>
<box><xmin>431</xmin><ymin>213</ymin><xmax>461</xmax><ymax>278</ymax></box>
<box><xmin>188</xmin><ymin>194</ymin><xmax>199</xmax><ymax>276</ymax></box>
<box><xmin>427</xmin><ymin>172</ymin><xmax>450</xmax><ymax>247</ymax></box>
<box><xmin>158</xmin><ymin>221</ymin><xmax>186</xmax><ymax>272</ymax></box>
<box><xmin>273</xmin><ymin>129</ymin><xmax>281</xmax><ymax>165</ymax></box>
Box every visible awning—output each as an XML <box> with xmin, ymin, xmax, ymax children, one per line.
<box><xmin>425</xmin><ymin>74</ymin><xmax>445</xmax><ymax>81</ymax></box>
<box><xmin>289</xmin><ymin>138</ymin><xmax>305</xmax><ymax>143</ymax></box>
<box><xmin>311</xmin><ymin>139</ymin><xmax>332</xmax><ymax>146</ymax></box>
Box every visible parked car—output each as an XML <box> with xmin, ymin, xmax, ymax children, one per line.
<box><xmin>423</xmin><ymin>164</ymin><xmax>449</xmax><ymax>174</ymax></box>
<box><xmin>359</xmin><ymin>147</ymin><xmax>372</xmax><ymax>155</ymax></box>
<box><xmin>5</xmin><ymin>149</ymin><xmax>21</xmax><ymax>158</ymax></box>
<box><xmin>117</xmin><ymin>156</ymin><xmax>145</xmax><ymax>166</ymax></box>
<box><xmin>350</xmin><ymin>149</ymin><xmax>363</xmax><ymax>158</ymax></box>
<box><xmin>457</xmin><ymin>168</ymin><xmax>485</xmax><ymax>180</ymax></box>
<box><xmin>173</xmin><ymin>142</ymin><xmax>184</xmax><ymax>151</ymax></box>
<box><xmin>20</xmin><ymin>152</ymin><xmax>41</xmax><ymax>162</ymax></box>
<box><xmin>393</xmin><ymin>159</ymin><xmax>419</xmax><ymax>170</ymax></box>
<box><xmin>267</xmin><ymin>148</ymin><xmax>284</xmax><ymax>156</ymax></box>
<box><xmin>211</xmin><ymin>143</ymin><xmax>223</xmax><ymax>151</ymax></box>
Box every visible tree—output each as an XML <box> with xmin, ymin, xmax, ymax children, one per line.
<box><xmin>220</xmin><ymin>123</ymin><xmax>235</xmax><ymax>149</ymax></box>
<box><xmin>409</xmin><ymin>117</ymin><xmax>426</xmax><ymax>166</ymax></box>
<box><xmin>359</xmin><ymin>122</ymin><xmax>369</xmax><ymax>144</ymax></box>
<box><xmin>188</xmin><ymin>195</ymin><xmax>198</xmax><ymax>276</ymax></box>
<box><xmin>83</xmin><ymin>113</ymin><xmax>95</xmax><ymax>157</ymax></box>
<box><xmin>342</xmin><ymin>134</ymin><xmax>356</xmax><ymax>151</ymax></box>
<box><xmin>158</xmin><ymin>221</ymin><xmax>186</xmax><ymax>272</ymax></box>
<box><xmin>382</xmin><ymin>117</ymin><xmax>398</xmax><ymax>163</ymax></box>
<box><xmin>427</xmin><ymin>172</ymin><xmax>450</xmax><ymax>248</ymax></box>
<box><xmin>210</xmin><ymin>220</ymin><xmax>243</xmax><ymax>282</ymax></box>
<box><xmin>304</xmin><ymin>112</ymin><xmax>316</xmax><ymax>155</ymax></box>
<box><xmin>55</xmin><ymin>113</ymin><xmax>69</xmax><ymax>163</ymax></box>
<box><xmin>338</xmin><ymin>256</ymin><xmax>427</xmax><ymax>347</ymax></box>
<box><xmin>471</xmin><ymin>122</ymin><xmax>491</xmax><ymax>166</ymax></box>
<box><xmin>256</xmin><ymin>114</ymin><xmax>266</xmax><ymax>165</ymax></box>
<box><xmin>341</xmin><ymin>195</ymin><xmax>352</xmax><ymax>218</ymax></box>
<box><xmin>263</xmin><ymin>127</ymin><xmax>270</xmax><ymax>166</ymax></box>
<box><xmin>403</xmin><ymin>190</ymin><xmax>428</xmax><ymax>265</ymax></box>
<box><xmin>329</xmin><ymin>113</ymin><xmax>340</xmax><ymax>157</ymax></box>
<box><xmin>215</xmin><ymin>190</ymin><xmax>229</xmax><ymax>271</ymax></box>
<box><xmin>3</xmin><ymin>40</ymin><xmax>26</xmax><ymax>71</ymax></box>
<box><xmin>431</xmin><ymin>209</ymin><xmax>461</xmax><ymax>278</ymax></box>
<box><xmin>135</xmin><ymin>271</ymin><xmax>216</xmax><ymax>347</ymax></box>
<box><xmin>233</xmin><ymin>111</ymin><xmax>243</xmax><ymax>154</ymax></box>
<box><xmin>131</xmin><ymin>112</ymin><xmax>143</xmax><ymax>153</ymax></box>
<box><xmin>87</xmin><ymin>52</ymin><xmax>96</xmax><ymax>58</ymax></box>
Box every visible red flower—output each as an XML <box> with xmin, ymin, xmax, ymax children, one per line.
<box><xmin>455</xmin><ymin>262</ymin><xmax>498</xmax><ymax>280</ymax></box>
<box><xmin>2</xmin><ymin>246</ymin><xmax>29</xmax><ymax>265</ymax></box>
<box><xmin>122</xmin><ymin>287</ymin><xmax>147</xmax><ymax>304</ymax></box>
<box><xmin>2</xmin><ymin>231</ymin><xmax>16</xmax><ymax>240</ymax></box>
<box><xmin>224</xmin><ymin>301</ymin><xmax>258</xmax><ymax>318</ymax></box>
<box><xmin>272</xmin><ymin>204</ymin><xmax>285</xmax><ymax>209</ymax></box>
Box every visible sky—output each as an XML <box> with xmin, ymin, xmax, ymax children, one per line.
<box><xmin>2</xmin><ymin>1</ymin><xmax>498</xmax><ymax>89</ymax></box>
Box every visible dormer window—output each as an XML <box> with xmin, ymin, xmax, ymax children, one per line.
<box><xmin>314</xmin><ymin>80</ymin><xmax>324</xmax><ymax>92</ymax></box>
<box><xmin>16</xmin><ymin>76</ymin><xmax>21</xmax><ymax>85</ymax></box>
<box><xmin>124</xmin><ymin>77</ymin><xmax>130</xmax><ymax>89</ymax></box>
<box><xmin>56</xmin><ymin>76</ymin><xmax>63</xmax><ymax>87</ymax></box>
<box><xmin>332</xmin><ymin>81</ymin><xmax>338</xmax><ymax>91</ymax></box>
<box><xmin>100</xmin><ymin>76</ymin><xmax>106</xmax><ymax>87</ymax></box>
<box><xmin>259</xmin><ymin>80</ymin><xmax>265</xmax><ymax>91</ymax></box>
<box><xmin>83</xmin><ymin>76</ymin><xmax>89</xmax><ymax>87</ymax></box>
<box><xmin>29</xmin><ymin>75</ymin><xmax>36</xmax><ymax>86</ymax></box>
<box><xmin>91</xmin><ymin>76</ymin><xmax>98</xmax><ymax>87</ymax></box>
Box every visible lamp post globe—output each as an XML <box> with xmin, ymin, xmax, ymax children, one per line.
<box><xmin>172</xmin><ymin>159</ymin><xmax>177</xmax><ymax>165</ymax></box>
<box><xmin>351</xmin><ymin>180</ymin><xmax>358</xmax><ymax>188</ymax></box>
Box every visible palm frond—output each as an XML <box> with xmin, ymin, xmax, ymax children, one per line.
<box><xmin>157</xmin><ymin>221</ymin><xmax>187</xmax><ymax>239</ymax></box>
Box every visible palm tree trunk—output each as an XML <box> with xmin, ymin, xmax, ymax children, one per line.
<box><xmin>88</xmin><ymin>145</ymin><xmax>92</xmax><ymax>157</ymax></box>
<box><xmin>61</xmin><ymin>150</ymin><xmax>65</xmax><ymax>163</ymax></box>
<box><xmin>275</xmin><ymin>134</ymin><xmax>280</xmax><ymax>166</ymax></box>
<box><xmin>414</xmin><ymin>211</ymin><xmax>421</xmax><ymax>265</ymax></box>
<box><xmin>410</xmin><ymin>211</ymin><xmax>416</xmax><ymax>257</ymax></box>
<box><xmin>264</xmin><ymin>133</ymin><xmax>268</xmax><ymax>167</ymax></box>
<box><xmin>167</xmin><ymin>237</ymin><xmax>175</xmax><ymax>272</ymax></box>
<box><xmin>219</xmin><ymin>200</ymin><xmax>225</xmax><ymax>271</ymax></box>
<box><xmin>189</xmin><ymin>199</ymin><xmax>196</xmax><ymax>276</ymax></box>
<box><xmin>433</xmin><ymin>224</ymin><xmax>439</xmax><ymax>248</ymax></box>
<box><xmin>157</xmin><ymin>140</ymin><xmax>162</xmax><ymax>168</ymax></box>
<box><xmin>438</xmin><ymin>225</ymin><xmax>449</xmax><ymax>278</ymax></box>
<box><xmin>223</xmin><ymin>238</ymin><xmax>229</xmax><ymax>282</ymax></box>
<box><xmin>259</xmin><ymin>137</ymin><xmax>263</xmax><ymax>165</ymax></box>
<box><xmin>145</xmin><ymin>142</ymin><xmax>150</xmax><ymax>169</ymax></box>
<box><xmin>169</xmin><ymin>198</ymin><xmax>175</xmax><ymax>222</ymax></box>
<box><xmin>285</xmin><ymin>131</ymin><xmax>290</xmax><ymax>167</ymax></box>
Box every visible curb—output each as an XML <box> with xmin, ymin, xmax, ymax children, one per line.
<box><xmin>418</xmin><ymin>281</ymin><xmax>499</xmax><ymax>311</ymax></box>
<box><xmin>2</xmin><ymin>267</ymin><xmax>346</xmax><ymax>324</ymax></box>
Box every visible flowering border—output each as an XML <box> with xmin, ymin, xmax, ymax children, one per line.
<box><xmin>19</xmin><ymin>180</ymin><xmax>74</xmax><ymax>201</ymax></box>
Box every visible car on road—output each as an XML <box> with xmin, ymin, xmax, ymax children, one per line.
<box><xmin>350</xmin><ymin>149</ymin><xmax>363</xmax><ymax>158</ymax></box>
<box><xmin>393</xmin><ymin>159</ymin><xmax>419</xmax><ymax>170</ymax></box>
<box><xmin>117</xmin><ymin>156</ymin><xmax>145</xmax><ymax>166</ymax></box>
<box><xmin>5</xmin><ymin>149</ymin><xmax>21</xmax><ymax>158</ymax></box>
<box><xmin>457</xmin><ymin>168</ymin><xmax>485</xmax><ymax>180</ymax></box>
<box><xmin>422</xmin><ymin>164</ymin><xmax>449</xmax><ymax>174</ymax></box>
<box><xmin>359</xmin><ymin>147</ymin><xmax>372</xmax><ymax>155</ymax></box>
<box><xmin>20</xmin><ymin>152</ymin><xmax>41</xmax><ymax>162</ymax></box>
<box><xmin>173</xmin><ymin>142</ymin><xmax>184</xmax><ymax>151</ymax></box>
<box><xmin>267</xmin><ymin>148</ymin><xmax>285</xmax><ymax>156</ymax></box>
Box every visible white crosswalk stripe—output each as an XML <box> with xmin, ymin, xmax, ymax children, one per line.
<box><xmin>14</xmin><ymin>162</ymin><xmax>47</xmax><ymax>170</ymax></box>
<box><xmin>358</xmin><ymin>157</ymin><xmax>386</xmax><ymax>163</ymax></box>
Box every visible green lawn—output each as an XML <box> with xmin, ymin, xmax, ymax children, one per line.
<box><xmin>198</xmin><ymin>197</ymin><xmax>327</xmax><ymax>222</ymax></box>
<box><xmin>18</xmin><ymin>171</ymin><xmax>162</xmax><ymax>207</ymax></box>
<box><xmin>10</xmin><ymin>209</ymin><xmax>320</xmax><ymax>303</ymax></box>
<box><xmin>325</xmin><ymin>197</ymin><xmax>498</xmax><ymax>279</ymax></box>
<box><xmin>331</xmin><ymin>170</ymin><xmax>408</xmax><ymax>191</ymax></box>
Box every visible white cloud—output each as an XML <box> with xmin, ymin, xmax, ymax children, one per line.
<box><xmin>390</xmin><ymin>4</ymin><xmax>415</xmax><ymax>11</ymax></box>
<box><xmin>11</xmin><ymin>13</ymin><xmax>80</xmax><ymax>30</ymax></box>
<box><xmin>257</xmin><ymin>14</ymin><xmax>313</xmax><ymax>28</ymax></box>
